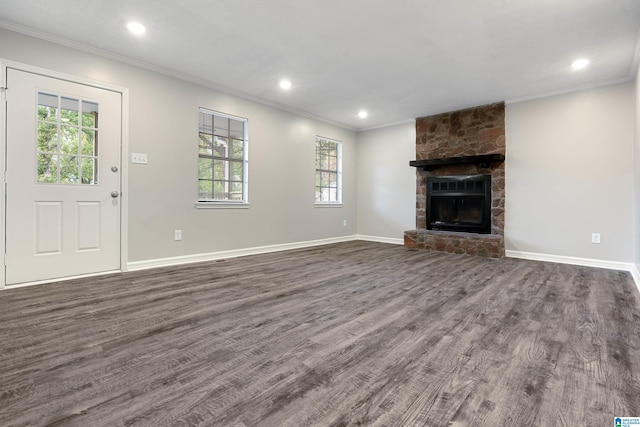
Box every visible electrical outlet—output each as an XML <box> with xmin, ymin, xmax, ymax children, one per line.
<box><xmin>591</xmin><ymin>233</ymin><xmax>600</xmax><ymax>244</ymax></box>
<box><xmin>174</xmin><ymin>230</ymin><xmax>182</xmax><ymax>241</ymax></box>
<box><xmin>343</xmin><ymin>219</ymin><xmax>347</xmax><ymax>227</ymax></box>
<box><xmin>132</xmin><ymin>153</ymin><xmax>148</xmax><ymax>164</ymax></box>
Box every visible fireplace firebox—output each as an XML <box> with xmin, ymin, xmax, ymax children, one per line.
<box><xmin>427</xmin><ymin>174</ymin><xmax>491</xmax><ymax>234</ymax></box>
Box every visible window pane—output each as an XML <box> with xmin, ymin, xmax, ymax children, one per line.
<box><xmin>213</xmin><ymin>115</ymin><xmax>229</xmax><ymax>137</ymax></box>
<box><xmin>60</xmin><ymin>97</ymin><xmax>79</xmax><ymax>125</ymax></box>
<box><xmin>37</xmin><ymin>154</ymin><xmax>58</xmax><ymax>183</ymax></box>
<box><xmin>81</xmin><ymin>101</ymin><xmax>99</xmax><ymax>128</ymax></box>
<box><xmin>213</xmin><ymin>137</ymin><xmax>228</xmax><ymax>157</ymax></box>
<box><xmin>199</xmin><ymin>180</ymin><xmax>213</xmax><ymax>199</ymax></box>
<box><xmin>199</xmin><ymin>158</ymin><xmax>213</xmax><ymax>179</ymax></box>
<box><xmin>328</xmin><ymin>187</ymin><xmax>338</xmax><ymax>202</ymax></box>
<box><xmin>229</xmin><ymin>119</ymin><xmax>244</xmax><ymax>140</ymax></box>
<box><xmin>199</xmin><ymin>133</ymin><xmax>213</xmax><ymax>156</ymax></box>
<box><xmin>80</xmin><ymin>157</ymin><xmax>98</xmax><ymax>184</ymax></box>
<box><xmin>231</xmin><ymin>161</ymin><xmax>243</xmax><ymax>181</ymax></box>
<box><xmin>231</xmin><ymin>139</ymin><xmax>243</xmax><ymax>159</ymax></box>
<box><xmin>322</xmin><ymin>172</ymin><xmax>335</xmax><ymax>186</ymax></box>
<box><xmin>213</xmin><ymin>180</ymin><xmax>227</xmax><ymax>199</ymax></box>
<box><xmin>230</xmin><ymin>182</ymin><xmax>243</xmax><ymax>200</ymax></box>
<box><xmin>82</xmin><ymin>130</ymin><xmax>97</xmax><ymax>155</ymax></box>
<box><xmin>38</xmin><ymin>93</ymin><xmax>58</xmax><ymax>122</ymax></box>
<box><xmin>38</xmin><ymin>123</ymin><xmax>58</xmax><ymax>152</ymax></box>
<box><xmin>214</xmin><ymin>160</ymin><xmax>227</xmax><ymax>180</ymax></box>
<box><xmin>328</xmin><ymin>155</ymin><xmax>337</xmax><ymax>171</ymax></box>
<box><xmin>60</xmin><ymin>155</ymin><xmax>79</xmax><ymax>184</ymax></box>
<box><xmin>199</xmin><ymin>110</ymin><xmax>213</xmax><ymax>134</ymax></box>
<box><xmin>60</xmin><ymin>125</ymin><xmax>79</xmax><ymax>155</ymax></box>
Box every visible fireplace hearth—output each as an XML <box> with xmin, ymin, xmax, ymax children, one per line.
<box><xmin>427</xmin><ymin>175</ymin><xmax>491</xmax><ymax>234</ymax></box>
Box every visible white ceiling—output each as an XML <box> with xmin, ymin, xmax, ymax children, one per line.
<box><xmin>1</xmin><ymin>0</ymin><xmax>639</xmax><ymax>130</ymax></box>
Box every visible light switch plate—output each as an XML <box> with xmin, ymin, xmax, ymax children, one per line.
<box><xmin>132</xmin><ymin>153</ymin><xmax>148</xmax><ymax>164</ymax></box>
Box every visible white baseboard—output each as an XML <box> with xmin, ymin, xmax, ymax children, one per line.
<box><xmin>506</xmin><ymin>250</ymin><xmax>640</xmax><ymax>294</ymax></box>
<box><xmin>127</xmin><ymin>235</ymin><xmax>360</xmax><ymax>271</ymax></box>
<box><xmin>355</xmin><ymin>234</ymin><xmax>404</xmax><ymax>245</ymax></box>
<box><xmin>128</xmin><ymin>234</ymin><xmax>406</xmax><ymax>271</ymax></box>
<box><xmin>631</xmin><ymin>264</ymin><xmax>640</xmax><ymax>295</ymax></box>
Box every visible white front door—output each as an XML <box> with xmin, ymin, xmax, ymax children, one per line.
<box><xmin>5</xmin><ymin>68</ymin><xmax>122</xmax><ymax>285</ymax></box>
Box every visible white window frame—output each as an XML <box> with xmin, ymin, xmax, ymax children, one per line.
<box><xmin>197</xmin><ymin>108</ymin><xmax>249</xmax><ymax>208</ymax></box>
<box><xmin>315</xmin><ymin>135</ymin><xmax>342</xmax><ymax>207</ymax></box>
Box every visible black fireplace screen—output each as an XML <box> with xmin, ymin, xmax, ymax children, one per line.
<box><xmin>427</xmin><ymin>175</ymin><xmax>491</xmax><ymax>234</ymax></box>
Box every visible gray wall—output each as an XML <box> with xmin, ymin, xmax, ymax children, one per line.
<box><xmin>0</xmin><ymin>28</ymin><xmax>358</xmax><ymax>263</ymax></box>
<box><xmin>505</xmin><ymin>83</ymin><xmax>634</xmax><ymax>262</ymax></box>
<box><xmin>356</xmin><ymin>122</ymin><xmax>416</xmax><ymax>240</ymax></box>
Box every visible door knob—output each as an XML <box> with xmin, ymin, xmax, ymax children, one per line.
<box><xmin>111</xmin><ymin>166</ymin><xmax>118</xmax><ymax>172</ymax></box>
<box><xmin>111</xmin><ymin>191</ymin><xmax>120</xmax><ymax>198</ymax></box>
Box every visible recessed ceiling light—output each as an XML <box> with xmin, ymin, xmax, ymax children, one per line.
<box><xmin>571</xmin><ymin>58</ymin><xmax>590</xmax><ymax>71</ymax></box>
<box><xmin>279</xmin><ymin>80</ymin><xmax>292</xmax><ymax>90</ymax></box>
<box><xmin>358</xmin><ymin>110</ymin><xmax>368</xmax><ymax>119</ymax></box>
<box><xmin>127</xmin><ymin>21</ymin><xmax>146</xmax><ymax>35</ymax></box>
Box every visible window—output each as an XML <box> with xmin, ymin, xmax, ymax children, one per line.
<box><xmin>198</xmin><ymin>108</ymin><xmax>248</xmax><ymax>203</ymax></box>
<box><xmin>315</xmin><ymin>136</ymin><xmax>342</xmax><ymax>204</ymax></box>
<box><xmin>36</xmin><ymin>92</ymin><xmax>99</xmax><ymax>185</ymax></box>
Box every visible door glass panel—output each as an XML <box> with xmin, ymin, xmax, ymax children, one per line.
<box><xmin>82</xmin><ymin>101</ymin><xmax>99</xmax><ymax>128</ymax></box>
<box><xmin>36</xmin><ymin>92</ymin><xmax>99</xmax><ymax>185</ymax></box>
<box><xmin>37</xmin><ymin>154</ymin><xmax>58</xmax><ymax>183</ymax></box>
<box><xmin>60</xmin><ymin>125</ymin><xmax>79</xmax><ymax>154</ymax></box>
<box><xmin>60</xmin><ymin>97</ymin><xmax>79</xmax><ymax>125</ymax></box>
<box><xmin>38</xmin><ymin>93</ymin><xmax>58</xmax><ymax>122</ymax></box>
<box><xmin>82</xmin><ymin>129</ymin><xmax>97</xmax><ymax>155</ymax></box>
<box><xmin>81</xmin><ymin>157</ymin><xmax>97</xmax><ymax>184</ymax></box>
<box><xmin>60</xmin><ymin>155</ymin><xmax>79</xmax><ymax>184</ymax></box>
<box><xmin>38</xmin><ymin>123</ymin><xmax>58</xmax><ymax>152</ymax></box>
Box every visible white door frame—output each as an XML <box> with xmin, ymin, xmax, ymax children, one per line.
<box><xmin>0</xmin><ymin>60</ymin><xmax>129</xmax><ymax>289</ymax></box>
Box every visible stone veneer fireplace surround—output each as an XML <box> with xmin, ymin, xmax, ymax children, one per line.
<box><xmin>404</xmin><ymin>102</ymin><xmax>506</xmax><ymax>258</ymax></box>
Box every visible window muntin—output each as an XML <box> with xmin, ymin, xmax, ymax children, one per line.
<box><xmin>198</xmin><ymin>108</ymin><xmax>248</xmax><ymax>203</ymax></box>
<box><xmin>315</xmin><ymin>136</ymin><xmax>342</xmax><ymax>203</ymax></box>
<box><xmin>37</xmin><ymin>92</ymin><xmax>99</xmax><ymax>185</ymax></box>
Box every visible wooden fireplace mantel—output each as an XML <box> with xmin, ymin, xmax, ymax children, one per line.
<box><xmin>409</xmin><ymin>153</ymin><xmax>505</xmax><ymax>171</ymax></box>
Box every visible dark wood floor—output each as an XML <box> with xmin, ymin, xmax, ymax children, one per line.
<box><xmin>1</xmin><ymin>241</ymin><xmax>639</xmax><ymax>426</ymax></box>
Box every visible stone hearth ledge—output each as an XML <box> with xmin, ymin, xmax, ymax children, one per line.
<box><xmin>404</xmin><ymin>229</ymin><xmax>505</xmax><ymax>258</ymax></box>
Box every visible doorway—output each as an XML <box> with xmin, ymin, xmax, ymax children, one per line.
<box><xmin>3</xmin><ymin>66</ymin><xmax>125</xmax><ymax>286</ymax></box>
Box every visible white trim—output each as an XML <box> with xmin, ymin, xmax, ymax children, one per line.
<box><xmin>0</xmin><ymin>59</ymin><xmax>129</xmax><ymax>286</ymax></box>
<box><xmin>358</xmin><ymin>118</ymin><xmax>416</xmax><ymax>132</ymax></box>
<box><xmin>0</xmin><ymin>63</ymin><xmax>7</xmax><ymax>290</ymax></box>
<box><xmin>313</xmin><ymin>203</ymin><xmax>343</xmax><ymax>209</ymax></box>
<box><xmin>505</xmin><ymin>76</ymin><xmax>634</xmax><ymax>106</ymax></box>
<box><xmin>506</xmin><ymin>250</ymin><xmax>632</xmax><ymax>271</ymax></box>
<box><xmin>631</xmin><ymin>264</ymin><xmax>640</xmax><ymax>296</ymax></box>
<box><xmin>356</xmin><ymin>234</ymin><xmax>404</xmax><ymax>245</ymax></box>
<box><xmin>506</xmin><ymin>250</ymin><xmax>640</xmax><ymax>294</ymax></box>
<box><xmin>127</xmin><ymin>235</ymin><xmax>359</xmax><ymax>271</ymax></box>
<box><xmin>196</xmin><ymin>202</ymin><xmax>250</xmax><ymax>209</ymax></box>
<box><xmin>3</xmin><ymin>269</ymin><xmax>120</xmax><ymax>289</ymax></box>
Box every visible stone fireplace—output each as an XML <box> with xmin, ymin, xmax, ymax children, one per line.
<box><xmin>404</xmin><ymin>102</ymin><xmax>506</xmax><ymax>257</ymax></box>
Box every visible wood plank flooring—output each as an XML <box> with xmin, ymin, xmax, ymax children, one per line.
<box><xmin>1</xmin><ymin>241</ymin><xmax>639</xmax><ymax>426</ymax></box>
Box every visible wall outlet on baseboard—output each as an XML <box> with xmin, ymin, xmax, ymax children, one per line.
<box><xmin>343</xmin><ymin>219</ymin><xmax>347</xmax><ymax>227</ymax></box>
<box><xmin>591</xmin><ymin>233</ymin><xmax>600</xmax><ymax>244</ymax></box>
<box><xmin>174</xmin><ymin>230</ymin><xmax>182</xmax><ymax>241</ymax></box>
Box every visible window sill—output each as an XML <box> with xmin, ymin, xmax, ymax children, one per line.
<box><xmin>196</xmin><ymin>202</ymin><xmax>250</xmax><ymax>209</ymax></box>
<box><xmin>315</xmin><ymin>203</ymin><xmax>343</xmax><ymax>208</ymax></box>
